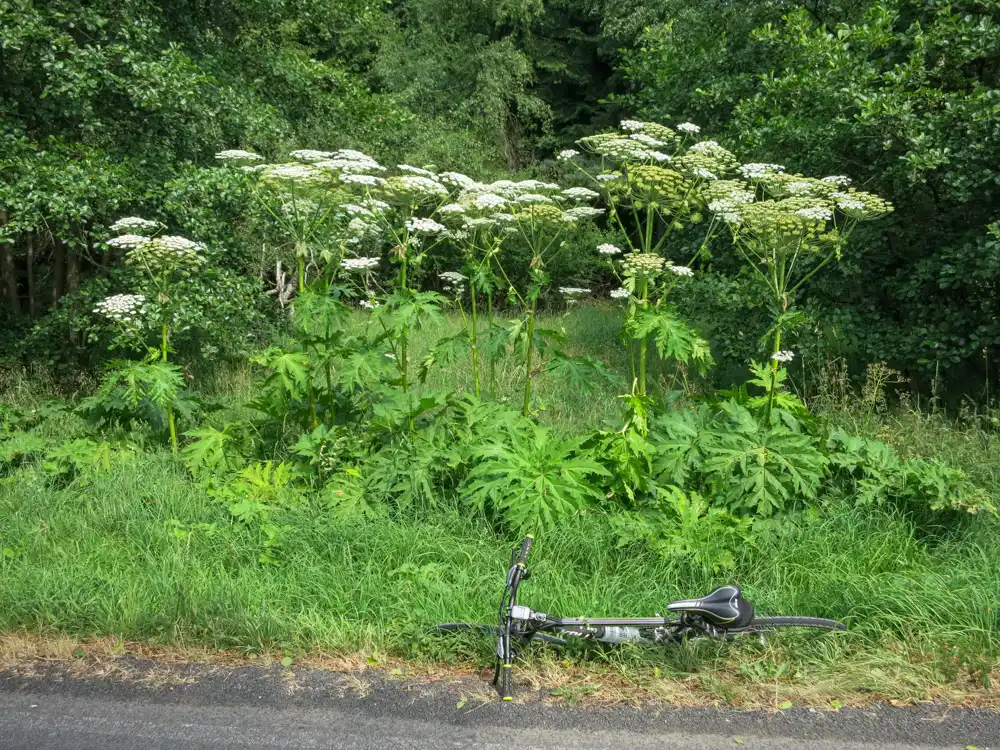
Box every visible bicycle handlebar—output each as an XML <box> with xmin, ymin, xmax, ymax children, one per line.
<box><xmin>516</xmin><ymin>535</ymin><xmax>534</xmax><ymax>568</ymax></box>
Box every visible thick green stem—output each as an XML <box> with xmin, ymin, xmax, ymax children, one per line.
<box><xmin>638</xmin><ymin>276</ymin><xmax>649</xmax><ymax>397</ymax></box>
<box><xmin>399</xmin><ymin>256</ymin><xmax>409</xmax><ymax>394</ymax></box>
<box><xmin>765</xmin><ymin>326</ymin><xmax>782</xmax><ymax>424</ymax></box>
<box><xmin>296</xmin><ymin>241</ymin><xmax>306</xmax><ymax>290</ymax></box>
<box><xmin>161</xmin><ymin>322</ymin><xmax>178</xmax><ymax>454</ymax></box>
<box><xmin>470</xmin><ymin>279</ymin><xmax>480</xmax><ymax>398</ymax></box>
<box><xmin>487</xmin><ymin>291</ymin><xmax>497</xmax><ymax>399</ymax></box>
<box><xmin>521</xmin><ymin>302</ymin><xmax>537</xmax><ymax>417</ymax></box>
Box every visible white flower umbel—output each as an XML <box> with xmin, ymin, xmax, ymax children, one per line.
<box><xmin>405</xmin><ymin>217</ymin><xmax>448</xmax><ymax>234</ymax></box>
<box><xmin>340</xmin><ymin>173</ymin><xmax>385</xmax><ymax>186</ymax></box>
<box><xmin>559</xmin><ymin>287</ymin><xmax>591</xmax><ymax>297</ymax></box>
<box><xmin>439</xmin><ymin>271</ymin><xmax>468</xmax><ymax>284</ymax></box>
<box><xmin>513</xmin><ymin>193</ymin><xmax>554</xmax><ymax>204</ymax></box>
<box><xmin>463</xmin><ymin>216</ymin><xmax>496</xmax><ymax>230</ymax></box>
<box><xmin>822</xmin><ymin>175</ymin><xmax>851</xmax><ymax>187</ymax></box>
<box><xmin>595</xmin><ymin>172</ymin><xmax>622</xmax><ymax>183</ymax></box>
<box><xmin>107</xmin><ymin>234</ymin><xmax>151</xmax><ymax>249</ymax></box>
<box><xmin>438</xmin><ymin>172</ymin><xmax>481</xmax><ymax>190</ymax></box>
<box><xmin>795</xmin><ymin>206</ymin><xmax>834</xmax><ymax>221</ymax></box>
<box><xmin>215</xmin><ymin>149</ymin><xmax>263</xmax><ymax>162</ymax></box>
<box><xmin>341</xmin><ymin>257</ymin><xmax>380</xmax><ymax>272</ymax></box>
<box><xmin>474</xmin><ymin>193</ymin><xmax>507</xmax><ymax>209</ymax></box>
<box><xmin>93</xmin><ymin>293</ymin><xmax>146</xmax><ymax>323</ymax></box>
<box><xmin>610</xmin><ymin>287</ymin><xmax>630</xmax><ymax>299</ymax></box>
<box><xmin>359</xmin><ymin>299</ymin><xmax>381</xmax><ymax>310</ymax></box>
<box><xmin>771</xmin><ymin>350</ymin><xmax>795</xmax><ymax>363</ymax></box>
<box><xmin>263</xmin><ymin>163</ymin><xmax>326</xmax><ymax>184</ymax></box>
<box><xmin>676</xmin><ymin>122</ymin><xmax>701</xmax><ymax>133</ymax></box>
<box><xmin>110</xmin><ymin>217</ymin><xmax>160</xmax><ymax>234</ymax></box>
<box><xmin>649</xmin><ymin>151</ymin><xmax>672</xmax><ymax>163</ymax></box>
<box><xmin>694</xmin><ymin>168</ymin><xmax>718</xmax><ymax>181</ymax></box>
<box><xmin>562</xmin><ymin>187</ymin><xmax>600</xmax><ymax>201</ymax></box>
<box><xmin>597</xmin><ymin>243</ymin><xmax>622</xmax><ymax>255</ymax></box>
<box><xmin>620</xmin><ymin>120</ymin><xmax>645</xmax><ymax>132</ymax></box>
<box><xmin>396</xmin><ymin>175</ymin><xmax>447</xmax><ymax>197</ymax></box>
<box><xmin>666</xmin><ymin>264</ymin><xmax>694</xmax><ymax>277</ymax></box>
<box><xmin>290</xmin><ymin>149</ymin><xmax>335</xmax><ymax>162</ymax></box>
<box><xmin>740</xmin><ymin>163</ymin><xmax>786</xmax><ymax>179</ymax></box>
<box><xmin>398</xmin><ymin>164</ymin><xmax>437</xmax><ymax>177</ymax></box>
<box><xmin>439</xmin><ymin>203</ymin><xmax>467</xmax><ymax>214</ymax></box>
<box><xmin>557</xmin><ymin>149</ymin><xmax>579</xmax><ymax>161</ymax></box>
<box><xmin>343</xmin><ymin>204</ymin><xmax>374</xmax><ymax>217</ymax></box>
<box><xmin>629</xmin><ymin>133</ymin><xmax>667</xmax><ymax>147</ymax></box>
<box><xmin>562</xmin><ymin>206</ymin><xmax>605</xmax><ymax>222</ymax></box>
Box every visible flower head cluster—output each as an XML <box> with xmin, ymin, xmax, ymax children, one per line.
<box><xmin>439</xmin><ymin>271</ymin><xmax>467</xmax><ymax>296</ymax></box>
<box><xmin>559</xmin><ymin>287</ymin><xmax>591</xmax><ymax>297</ymax></box>
<box><xmin>621</xmin><ymin>165</ymin><xmax>687</xmax><ymax>205</ymax></box>
<box><xmin>398</xmin><ymin>164</ymin><xmax>437</xmax><ymax>177</ymax></box>
<box><xmin>562</xmin><ymin>187</ymin><xmax>600</xmax><ymax>201</ymax></box>
<box><xmin>125</xmin><ymin>235</ymin><xmax>205</xmax><ymax>275</ymax></box>
<box><xmin>676</xmin><ymin>141</ymin><xmax>738</xmax><ymax>179</ymax></box>
<box><xmin>474</xmin><ymin>193</ymin><xmax>506</xmax><ymax>209</ymax></box>
<box><xmin>93</xmin><ymin>293</ymin><xmax>146</xmax><ymax>323</ymax></box>
<box><xmin>557</xmin><ymin>149</ymin><xmax>579</xmax><ymax>161</ymax></box>
<box><xmin>405</xmin><ymin>217</ymin><xmax>448</xmax><ymax>234</ymax></box>
<box><xmin>597</xmin><ymin>243</ymin><xmax>622</xmax><ymax>255</ymax></box>
<box><xmin>385</xmin><ymin>175</ymin><xmax>448</xmax><ymax>201</ymax></box>
<box><xmin>110</xmin><ymin>217</ymin><xmax>160</xmax><ymax>234</ymax></box>
<box><xmin>107</xmin><ymin>234</ymin><xmax>152</xmax><ymax>249</ymax></box>
<box><xmin>562</xmin><ymin>206</ymin><xmax>605</xmax><ymax>222</ymax></box>
<box><xmin>341</xmin><ymin>173</ymin><xmax>385</xmax><ymax>186</ymax></box>
<box><xmin>314</xmin><ymin>149</ymin><xmax>385</xmax><ymax>174</ymax></box>
<box><xmin>822</xmin><ymin>175</ymin><xmax>851</xmax><ymax>187</ymax></box>
<box><xmin>829</xmin><ymin>190</ymin><xmax>894</xmax><ymax>219</ymax></box>
<box><xmin>439</xmin><ymin>203</ymin><xmax>467</xmax><ymax>214</ymax></box>
<box><xmin>610</xmin><ymin>287</ymin><xmax>630</xmax><ymax>299</ymax></box>
<box><xmin>795</xmin><ymin>206</ymin><xmax>834</xmax><ymax>222</ymax></box>
<box><xmin>215</xmin><ymin>149</ymin><xmax>263</xmax><ymax>162</ymax></box>
<box><xmin>772</xmin><ymin>350</ymin><xmax>795</xmax><ymax>363</ymax></box>
<box><xmin>341</xmin><ymin>257</ymin><xmax>380</xmax><ymax>272</ymax></box>
<box><xmin>438</xmin><ymin>172</ymin><xmax>480</xmax><ymax>190</ymax></box>
<box><xmin>290</xmin><ymin>149</ymin><xmax>335</xmax><ymax>162</ymax></box>
<box><xmin>622</xmin><ymin>252</ymin><xmax>666</xmax><ymax>277</ymax></box>
<box><xmin>676</xmin><ymin>122</ymin><xmax>701</xmax><ymax>134</ymax></box>
<box><xmin>740</xmin><ymin>163</ymin><xmax>786</xmax><ymax>180</ymax></box>
<box><xmin>666</xmin><ymin>264</ymin><xmax>694</xmax><ymax>277</ymax></box>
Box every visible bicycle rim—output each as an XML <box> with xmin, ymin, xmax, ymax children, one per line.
<box><xmin>729</xmin><ymin>616</ymin><xmax>846</xmax><ymax>635</ymax></box>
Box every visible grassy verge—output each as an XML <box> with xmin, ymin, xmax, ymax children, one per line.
<box><xmin>0</xmin><ymin>450</ymin><xmax>997</xmax><ymax>706</ymax></box>
<box><xmin>1</xmin><ymin>309</ymin><xmax>998</xmax><ymax>707</ymax></box>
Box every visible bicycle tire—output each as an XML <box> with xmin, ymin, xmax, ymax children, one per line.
<box><xmin>729</xmin><ymin>616</ymin><xmax>846</xmax><ymax>635</ymax></box>
<box><xmin>436</xmin><ymin>622</ymin><xmax>568</xmax><ymax>646</ymax></box>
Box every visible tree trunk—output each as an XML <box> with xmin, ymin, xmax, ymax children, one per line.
<box><xmin>66</xmin><ymin>242</ymin><xmax>80</xmax><ymax>295</ymax></box>
<box><xmin>1</xmin><ymin>242</ymin><xmax>19</xmax><ymax>317</ymax></box>
<box><xmin>26</xmin><ymin>232</ymin><xmax>38</xmax><ymax>317</ymax></box>
<box><xmin>52</xmin><ymin>239</ymin><xmax>65</xmax><ymax>304</ymax></box>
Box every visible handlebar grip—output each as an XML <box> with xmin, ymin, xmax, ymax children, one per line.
<box><xmin>517</xmin><ymin>535</ymin><xmax>534</xmax><ymax>567</ymax></box>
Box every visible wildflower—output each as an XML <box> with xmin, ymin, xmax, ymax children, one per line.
<box><xmin>359</xmin><ymin>299</ymin><xmax>380</xmax><ymax>310</ymax></box>
<box><xmin>622</xmin><ymin>253</ymin><xmax>666</xmax><ymax>276</ymax></box>
<box><xmin>630</xmin><ymin>133</ymin><xmax>667</xmax><ymax>147</ymax></box>
<box><xmin>340</xmin><ymin>173</ymin><xmax>385</xmax><ymax>186</ymax></box>
<box><xmin>343</xmin><ymin>204</ymin><xmax>374</xmax><ymax>217</ymax></box>
<box><xmin>513</xmin><ymin>193</ymin><xmax>554</xmax><ymax>204</ymax></box>
<box><xmin>676</xmin><ymin>122</ymin><xmax>701</xmax><ymax>133</ymax></box>
<box><xmin>474</xmin><ymin>193</ymin><xmax>507</xmax><ymax>209</ymax></box>
<box><xmin>463</xmin><ymin>217</ymin><xmax>496</xmax><ymax>229</ymax></box>
<box><xmin>562</xmin><ymin>187</ymin><xmax>600</xmax><ymax>201</ymax></box>
<box><xmin>110</xmin><ymin>217</ymin><xmax>160</xmax><ymax>234</ymax></box>
<box><xmin>837</xmin><ymin>197</ymin><xmax>866</xmax><ymax>211</ymax></box>
<box><xmin>493</xmin><ymin>213</ymin><xmax>516</xmax><ymax>223</ymax></box>
<box><xmin>93</xmin><ymin>294</ymin><xmax>146</xmax><ymax>323</ymax></box>
<box><xmin>290</xmin><ymin>149</ymin><xmax>335</xmax><ymax>162</ymax></box>
<box><xmin>215</xmin><ymin>149</ymin><xmax>263</xmax><ymax>162</ymax></box>
<box><xmin>439</xmin><ymin>271</ymin><xmax>468</xmax><ymax>284</ymax></box>
<box><xmin>405</xmin><ymin>217</ymin><xmax>448</xmax><ymax>234</ymax></box>
<box><xmin>341</xmin><ymin>257</ymin><xmax>380</xmax><ymax>272</ymax></box>
<box><xmin>597</xmin><ymin>243</ymin><xmax>622</xmax><ymax>255</ymax></box>
<box><xmin>438</xmin><ymin>172</ymin><xmax>480</xmax><ymax>189</ymax></box>
<box><xmin>822</xmin><ymin>175</ymin><xmax>851</xmax><ymax>186</ymax></box>
<box><xmin>347</xmin><ymin>217</ymin><xmax>381</xmax><ymax>239</ymax></box>
<box><xmin>610</xmin><ymin>287</ymin><xmax>630</xmax><ymax>299</ymax></box>
<box><xmin>740</xmin><ymin>163</ymin><xmax>785</xmax><ymax>179</ymax></box>
<box><xmin>666</xmin><ymin>264</ymin><xmax>694</xmax><ymax>277</ymax></box>
<box><xmin>620</xmin><ymin>120</ymin><xmax>645</xmax><ymax>132</ymax></box>
<box><xmin>649</xmin><ymin>152</ymin><xmax>672</xmax><ymax>163</ymax></box>
<box><xmin>361</xmin><ymin>198</ymin><xmax>391</xmax><ymax>213</ymax></box>
<box><xmin>595</xmin><ymin>172</ymin><xmax>622</xmax><ymax>183</ymax></box>
<box><xmin>557</xmin><ymin>149</ymin><xmax>579</xmax><ymax>161</ymax></box>
<box><xmin>694</xmin><ymin>168</ymin><xmax>718</xmax><ymax>181</ymax></box>
<box><xmin>787</xmin><ymin>181</ymin><xmax>817</xmax><ymax>195</ymax></box>
<box><xmin>562</xmin><ymin>206</ymin><xmax>605</xmax><ymax>222</ymax></box>
<box><xmin>439</xmin><ymin>203</ymin><xmax>467</xmax><ymax>214</ymax></box>
<box><xmin>107</xmin><ymin>234</ymin><xmax>151</xmax><ymax>249</ymax></box>
<box><xmin>391</xmin><ymin>175</ymin><xmax>448</xmax><ymax>197</ymax></box>
<box><xmin>398</xmin><ymin>164</ymin><xmax>437</xmax><ymax>177</ymax></box>
<box><xmin>559</xmin><ymin>287</ymin><xmax>591</xmax><ymax>297</ymax></box>
<box><xmin>264</xmin><ymin>164</ymin><xmax>326</xmax><ymax>184</ymax></box>
<box><xmin>795</xmin><ymin>206</ymin><xmax>833</xmax><ymax>222</ymax></box>
<box><xmin>771</xmin><ymin>350</ymin><xmax>795</xmax><ymax>363</ymax></box>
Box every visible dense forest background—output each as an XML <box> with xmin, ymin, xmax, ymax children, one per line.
<box><xmin>2</xmin><ymin>0</ymin><xmax>999</xmax><ymax>395</ymax></box>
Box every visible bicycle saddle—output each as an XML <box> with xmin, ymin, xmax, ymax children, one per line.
<box><xmin>666</xmin><ymin>585</ymin><xmax>755</xmax><ymax>627</ymax></box>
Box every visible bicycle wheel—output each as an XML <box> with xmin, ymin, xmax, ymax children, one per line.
<box><xmin>436</xmin><ymin>622</ymin><xmax>568</xmax><ymax>646</ymax></box>
<box><xmin>728</xmin><ymin>616</ymin><xmax>846</xmax><ymax>636</ymax></box>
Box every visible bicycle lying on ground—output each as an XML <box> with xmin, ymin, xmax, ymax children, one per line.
<box><xmin>437</xmin><ymin>536</ymin><xmax>846</xmax><ymax>700</ymax></box>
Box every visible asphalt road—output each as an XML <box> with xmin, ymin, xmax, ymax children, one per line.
<box><xmin>1</xmin><ymin>662</ymin><xmax>997</xmax><ymax>749</ymax></box>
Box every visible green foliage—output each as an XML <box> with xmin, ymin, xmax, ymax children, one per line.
<box><xmin>609</xmin><ymin>486</ymin><xmax>754</xmax><ymax>573</ymax></box>
<box><xmin>464</xmin><ymin>420</ymin><xmax>610</xmax><ymax>532</ymax></box>
<box><xmin>80</xmin><ymin>359</ymin><xmax>196</xmax><ymax>437</ymax></box>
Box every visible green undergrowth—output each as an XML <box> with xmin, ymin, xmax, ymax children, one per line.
<box><xmin>0</xmin><ymin>450</ymin><xmax>997</xmax><ymax>698</ymax></box>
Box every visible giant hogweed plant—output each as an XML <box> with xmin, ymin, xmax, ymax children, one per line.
<box><xmin>84</xmin><ymin>218</ymin><xmax>207</xmax><ymax>452</ymax></box>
